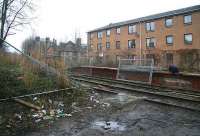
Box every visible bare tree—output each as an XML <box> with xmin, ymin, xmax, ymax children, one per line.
<box><xmin>0</xmin><ymin>0</ymin><xmax>34</xmax><ymax>47</ymax></box>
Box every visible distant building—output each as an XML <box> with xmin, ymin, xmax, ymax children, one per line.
<box><xmin>57</xmin><ymin>38</ymin><xmax>88</xmax><ymax>66</ymax></box>
<box><xmin>24</xmin><ymin>36</ymin><xmax>88</xmax><ymax>67</ymax></box>
<box><xmin>87</xmin><ymin>5</ymin><xmax>200</xmax><ymax>71</ymax></box>
<box><xmin>23</xmin><ymin>36</ymin><xmax>57</xmax><ymax>59</ymax></box>
<box><xmin>34</xmin><ymin>36</ymin><xmax>57</xmax><ymax>58</ymax></box>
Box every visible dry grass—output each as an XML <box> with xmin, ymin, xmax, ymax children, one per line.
<box><xmin>0</xmin><ymin>51</ymin><xmax>21</xmax><ymax>65</ymax></box>
<box><xmin>20</xmin><ymin>48</ymin><xmax>70</xmax><ymax>89</ymax></box>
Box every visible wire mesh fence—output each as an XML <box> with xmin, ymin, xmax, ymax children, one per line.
<box><xmin>117</xmin><ymin>58</ymin><xmax>154</xmax><ymax>84</ymax></box>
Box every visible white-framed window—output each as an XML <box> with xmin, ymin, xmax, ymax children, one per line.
<box><xmin>146</xmin><ymin>22</ymin><xmax>155</xmax><ymax>31</ymax></box>
<box><xmin>116</xmin><ymin>27</ymin><xmax>120</xmax><ymax>34</ymax></box>
<box><xmin>128</xmin><ymin>25</ymin><xmax>136</xmax><ymax>34</ymax></box>
<box><xmin>184</xmin><ymin>15</ymin><xmax>192</xmax><ymax>24</ymax></box>
<box><xmin>97</xmin><ymin>31</ymin><xmax>103</xmax><ymax>39</ymax></box>
<box><xmin>146</xmin><ymin>37</ymin><xmax>156</xmax><ymax>48</ymax></box>
<box><xmin>184</xmin><ymin>33</ymin><xmax>192</xmax><ymax>44</ymax></box>
<box><xmin>97</xmin><ymin>43</ymin><xmax>102</xmax><ymax>50</ymax></box>
<box><xmin>106</xmin><ymin>42</ymin><xmax>110</xmax><ymax>49</ymax></box>
<box><xmin>165</xmin><ymin>18</ymin><xmax>173</xmax><ymax>27</ymax></box>
<box><xmin>116</xmin><ymin>41</ymin><xmax>120</xmax><ymax>49</ymax></box>
<box><xmin>166</xmin><ymin>35</ymin><xmax>173</xmax><ymax>45</ymax></box>
<box><xmin>106</xmin><ymin>29</ymin><xmax>111</xmax><ymax>37</ymax></box>
<box><xmin>128</xmin><ymin>40</ymin><xmax>136</xmax><ymax>49</ymax></box>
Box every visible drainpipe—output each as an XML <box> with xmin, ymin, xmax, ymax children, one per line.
<box><xmin>139</xmin><ymin>21</ymin><xmax>142</xmax><ymax>60</ymax></box>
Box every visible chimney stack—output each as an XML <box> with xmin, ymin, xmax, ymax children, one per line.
<box><xmin>76</xmin><ymin>38</ymin><xmax>81</xmax><ymax>46</ymax></box>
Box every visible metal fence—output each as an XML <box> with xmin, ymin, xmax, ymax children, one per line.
<box><xmin>117</xmin><ymin>58</ymin><xmax>154</xmax><ymax>84</ymax></box>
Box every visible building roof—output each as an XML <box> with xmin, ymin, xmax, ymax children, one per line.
<box><xmin>58</xmin><ymin>41</ymin><xmax>87</xmax><ymax>53</ymax></box>
<box><xmin>58</xmin><ymin>41</ymin><xmax>77</xmax><ymax>52</ymax></box>
<box><xmin>88</xmin><ymin>5</ymin><xmax>200</xmax><ymax>33</ymax></box>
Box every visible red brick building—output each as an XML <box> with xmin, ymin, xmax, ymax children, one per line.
<box><xmin>87</xmin><ymin>5</ymin><xmax>200</xmax><ymax>71</ymax></box>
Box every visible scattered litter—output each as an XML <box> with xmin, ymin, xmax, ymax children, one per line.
<box><xmin>56</xmin><ymin>109</ymin><xmax>64</xmax><ymax>114</ymax></box>
<box><xmin>14</xmin><ymin>113</ymin><xmax>22</xmax><ymax>120</ymax></box>
<box><xmin>65</xmin><ymin>114</ymin><xmax>72</xmax><ymax>117</ymax></box>
<box><xmin>33</xmin><ymin>97</ymin><xmax>38</xmax><ymax>101</ymax></box>
<box><xmin>50</xmin><ymin>110</ymin><xmax>55</xmax><ymax>116</ymax></box>
<box><xmin>41</xmin><ymin>110</ymin><xmax>47</xmax><ymax>115</ymax></box>
<box><xmin>58</xmin><ymin>102</ymin><xmax>64</xmax><ymax>107</ymax></box>
<box><xmin>32</xmin><ymin>113</ymin><xmax>41</xmax><ymax>118</ymax></box>
<box><xmin>90</xmin><ymin>96</ymin><xmax>95</xmax><ymax>101</ymax></box>
<box><xmin>48</xmin><ymin>99</ymin><xmax>52</xmax><ymax>104</ymax></box>
<box><xmin>43</xmin><ymin>116</ymin><xmax>53</xmax><ymax>120</ymax></box>
<box><xmin>90</xmin><ymin>95</ymin><xmax>100</xmax><ymax>104</ymax></box>
<box><xmin>35</xmin><ymin>119</ymin><xmax>41</xmax><ymax>123</ymax></box>
<box><xmin>101</xmin><ymin>103</ymin><xmax>110</xmax><ymax>107</ymax></box>
<box><xmin>94</xmin><ymin>99</ymin><xmax>100</xmax><ymax>103</ymax></box>
<box><xmin>56</xmin><ymin>113</ymin><xmax>72</xmax><ymax>118</ymax></box>
<box><xmin>92</xmin><ymin>120</ymin><xmax>126</xmax><ymax>131</ymax></box>
<box><xmin>86</xmin><ymin>107</ymin><xmax>92</xmax><ymax>109</ymax></box>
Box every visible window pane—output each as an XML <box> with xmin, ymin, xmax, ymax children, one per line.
<box><xmin>116</xmin><ymin>27</ymin><xmax>120</xmax><ymax>34</ymax></box>
<box><xmin>184</xmin><ymin>15</ymin><xmax>192</xmax><ymax>24</ymax></box>
<box><xmin>128</xmin><ymin>25</ymin><xmax>133</xmax><ymax>33</ymax></box>
<box><xmin>146</xmin><ymin>38</ymin><xmax>155</xmax><ymax>47</ymax></box>
<box><xmin>146</xmin><ymin>22</ymin><xmax>154</xmax><ymax>31</ymax></box>
<box><xmin>146</xmin><ymin>38</ymin><xmax>150</xmax><ymax>46</ymax></box>
<box><xmin>97</xmin><ymin>43</ymin><xmax>102</xmax><ymax>50</ymax></box>
<box><xmin>166</xmin><ymin>36</ymin><xmax>173</xmax><ymax>44</ymax></box>
<box><xmin>128</xmin><ymin>40</ymin><xmax>131</xmax><ymax>48</ymax></box>
<box><xmin>97</xmin><ymin>32</ymin><xmax>102</xmax><ymax>38</ymax></box>
<box><xmin>106</xmin><ymin>42</ymin><xmax>110</xmax><ymax>48</ymax></box>
<box><xmin>184</xmin><ymin>34</ymin><xmax>192</xmax><ymax>44</ymax></box>
<box><xmin>116</xmin><ymin>41</ymin><xmax>120</xmax><ymax>49</ymax></box>
<box><xmin>151</xmin><ymin>22</ymin><xmax>155</xmax><ymax>31</ymax></box>
<box><xmin>165</xmin><ymin>18</ymin><xmax>173</xmax><ymax>27</ymax></box>
<box><xmin>132</xmin><ymin>25</ymin><xmax>136</xmax><ymax>33</ymax></box>
<box><xmin>146</xmin><ymin>23</ymin><xmax>150</xmax><ymax>31</ymax></box>
<box><xmin>152</xmin><ymin>38</ymin><xmax>156</xmax><ymax>46</ymax></box>
<box><xmin>129</xmin><ymin>25</ymin><xmax>136</xmax><ymax>33</ymax></box>
<box><xmin>128</xmin><ymin>40</ymin><xmax>136</xmax><ymax>48</ymax></box>
<box><xmin>106</xmin><ymin>30</ymin><xmax>110</xmax><ymax>36</ymax></box>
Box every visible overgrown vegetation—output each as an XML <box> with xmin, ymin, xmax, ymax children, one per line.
<box><xmin>0</xmin><ymin>50</ymin><xmax>89</xmax><ymax>136</ymax></box>
<box><xmin>0</xmin><ymin>51</ymin><xmax>69</xmax><ymax>99</ymax></box>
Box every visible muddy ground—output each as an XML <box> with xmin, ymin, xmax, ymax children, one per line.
<box><xmin>24</xmin><ymin>91</ymin><xmax>200</xmax><ymax>136</ymax></box>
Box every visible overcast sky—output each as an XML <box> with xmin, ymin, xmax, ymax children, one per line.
<box><xmin>7</xmin><ymin>0</ymin><xmax>200</xmax><ymax>50</ymax></box>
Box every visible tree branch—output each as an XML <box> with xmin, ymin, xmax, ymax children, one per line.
<box><xmin>3</xmin><ymin>0</ymin><xmax>28</xmax><ymax>39</ymax></box>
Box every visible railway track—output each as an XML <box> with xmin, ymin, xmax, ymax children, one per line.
<box><xmin>70</xmin><ymin>74</ymin><xmax>200</xmax><ymax>112</ymax></box>
<box><xmin>70</xmin><ymin>74</ymin><xmax>200</xmax><ymax>97</ymax></box>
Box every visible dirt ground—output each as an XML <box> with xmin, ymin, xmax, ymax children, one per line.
<box><xmin>24</xmin><ymin>91</ymin><xmax>200</xmax><ymax>136</ymax></box>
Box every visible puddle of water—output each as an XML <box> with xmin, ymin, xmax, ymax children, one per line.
<box><xmin>118</xmin><ymin>93</ymin><xmax>129</xmax><ymax>102</ymax></box>
<box><xmin>103</xmin><ymin>93</ymin><xmax>143</xmax><ymax>105</ymax></box>
<box><xmin>92</xmin><ymin>120</ymin><xmax>126</xmax><ymax>131</ymax></box>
